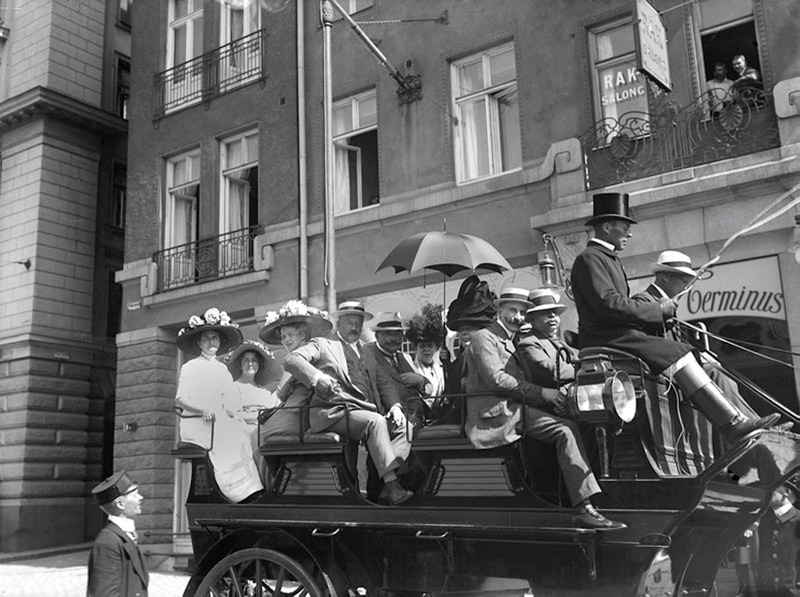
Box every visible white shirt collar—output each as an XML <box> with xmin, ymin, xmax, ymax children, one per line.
<box><xmin>337</xmin><ymin>332</ymin><xmax>360</xmax><ymax>353</ymax></box>
<box><xmin>589</xmin><ymin>237</ymin><xmax>616</xmax><ymax>251</ymax></box>
<box><xmin>108</xmin><ymin>514</ymin><xmax>136</xmax><ymax>534</ymax></box>
<box><xmin>497</xmin><ymin>318</ymin><xmax>516</xmax><ymax>339</ymax></box>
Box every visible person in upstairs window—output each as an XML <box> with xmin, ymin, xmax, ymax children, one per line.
<box><xmin>706</xmin><ymin>61</ymin><xmax>734</xmax><ymax>114</ymax></box>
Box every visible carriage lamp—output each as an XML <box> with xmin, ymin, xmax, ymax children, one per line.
<box><xmin>568</xmin><ymin>355</ymin><xmax>636</xmax><ymax>425</ymax></box>
<box><xmin>537</xmin><ymin>250</ymin><xmax>557</xmax><ymax>288</ymax></box>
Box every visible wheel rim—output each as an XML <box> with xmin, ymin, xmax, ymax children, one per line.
<box><xmin>195</xmin><ymin>547</ymin><xmax>323</xmax><ymax>597</ymax></box>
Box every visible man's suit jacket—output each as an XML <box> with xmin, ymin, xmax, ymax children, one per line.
<box><xmin>571</xmin><ymin>241</ymin><xmax>690</xmax><ymax>373</ymax></box>
<box><xmin>87</xmin><ymin>523</ymin><xmax>149</xmax><ymax>597</ymax></box>
<box><xmin>361</xmin><ymin>342</ymin><xmax>426</xmax><ymax>414</ymax></box>
<box><xmin>284</xmin><ymin>337</ymin><xmax>379</xmax><ymax>433</ymax></box>
<box><xmin>516</xmin><ymin>330</ymin><xmax>577</xmax><ymax>389</ymax></box>
<box><xmin>464</xmin><ymin>321</ymin><xmax>546</xmax><ymax>449</ymax></box>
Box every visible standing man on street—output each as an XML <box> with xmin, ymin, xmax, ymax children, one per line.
<box><xmin>87</xmin><ymin>471</ymin><xmax>149</xmax><ymax>597</ymax></box>
<box><xmin>570</xmin><ymin>193</ymin><xmax>778</xmax><ymax>444</ymax></box>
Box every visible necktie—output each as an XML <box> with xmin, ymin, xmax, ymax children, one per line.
<box><xmin>390</xmin><ymin>354</ymin><xmax>401</xmax><ymax>373</ymax></box>
<box><xmin>128</xmin><ymin>530</ymin><xmax>138</xmax><ymax>544</ymax></box>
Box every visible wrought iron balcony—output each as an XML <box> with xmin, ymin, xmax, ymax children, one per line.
<box><xmin>152</xmin><ymin>224</ymin><xmax>264</xmax><ymax>293</ymax></box>
<box><xmin>154</xmin><ymin>30</ymin><xmax>266</xmax><ymax>119</ymax></box>
<box><xmin>579</xmin><ymin>83</ymin><xmax>780</xmax><ymax>190</ymax></box>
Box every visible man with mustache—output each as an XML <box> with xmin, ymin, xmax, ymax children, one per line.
<box><xmin>464</xmin><ymin>288</ymin><xmax>624</xmax><ymax>529</ymax></box>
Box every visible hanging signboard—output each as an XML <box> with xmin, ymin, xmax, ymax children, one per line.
<box><xmin>634</xmin><ymin>0</ymin><xmax>672</xmax><ymax>91</ymax></box>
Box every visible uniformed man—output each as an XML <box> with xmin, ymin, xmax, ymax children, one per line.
<box><xmin>87</xmin><ymin>471</ymin><xmax>149</xmax><ymax>597</ymax></box>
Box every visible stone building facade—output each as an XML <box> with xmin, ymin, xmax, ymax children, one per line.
<box><xmin>118</xmin><ymin>0</ymin><xmax>800</xmax><ymax>562</ymax></box>
<box><xmin>0</xmin><ymin>0</ymin><xmax>129</xmax><ymax>551</ymax></box>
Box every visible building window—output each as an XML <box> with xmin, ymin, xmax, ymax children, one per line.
<box><xmin>588</xmin><ymin>19</ymin><xmax>649</xmax><ymax>132</ymax></box>
<box><xmin>220</xmin><ymin>130</ymin><xmax>258</xmax><ymax>273</ymax></box>
<box><xmin>332</xmin><ymin>89</ymin><xmax>379</xmax><ymax>213</ymax></box>
<box><xmin>221</xmin><ymin>0</ymin><xmax>260</xmax><ymax>45</ymax></box>
<box><xmin>118</xmin><ymin>0</ymin><xmax>131</xmax><ymax>28</ymax></box>
<box><xmin>334</xmin><ymin>0</ymin><xmax>374</xmax><ymax>19</ymax></box>
<box><xmin>696</xmin><ymin>0</ymin><xmax>761</xmax><ymax>108</ymax></box>
<box><xmin>106</xmin><ymin>269</ymin><xmax>122</xmax><ymax>339</ymax></box>
<box><xmin>111</xmin><ymin>162</ymin><xmax>127</xmax><ymax>229</ymax></box>
<box><xmin>163</xmin><ymin>151</ymin><xmax>200</xmax><ymax>288</ymax></box>
<box><xmin>116</xmin><ymin>56</ymin><xmax>130</xmax><ymax>120</ymax></box>
<box><xmin>451</xmin><ymin>43</ymin><xmax>521</xmax><ymax>183</ymax></box>
<box><xmin>168</xmin><ymin>0</ymin><xmax>204</xmax><ymax>72</ymax></box>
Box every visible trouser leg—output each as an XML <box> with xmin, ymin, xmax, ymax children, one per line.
<box><xmin>325</xmin><ymin>410</ymin><xmax>402</xmax><ymax>479</ymax></box>
<box><xmin>522</xmin><ymin>407</ymin><xmax>601</xmax><ymax>506</ymax></box>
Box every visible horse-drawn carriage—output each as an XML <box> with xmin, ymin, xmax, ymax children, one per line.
<box><xmin>174</xmin><ymin>340</ymin><xmax>800</xmax><ymax>596</ymax></box>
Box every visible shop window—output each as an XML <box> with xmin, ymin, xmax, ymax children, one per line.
<box><xmin>332</xmin><ymin>89</ymin><xmax>379</xmax><ymax>213</ymax></box>
<box><xmin>588</xmin><ymin>18</ymin><xmax>649</xmax><ymax>132</ymax></box>
<box><xmin>451</xmin><ymin>42</ymin><xmax>521</xmax><ymax>184</ymax></box>
<box><xmin>697</xmin><ymin>0</ymin><xmax>761</xmax><ymax>105</ymax></box>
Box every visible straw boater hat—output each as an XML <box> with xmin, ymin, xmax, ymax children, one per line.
<box><xmin>259</xmin><ymin>300</ymin><xmax>333</xmax><ymax>346</ymax></box>
<box><xmin>494</xmin><ymin>287</ymin><xmax>533</xmax><ymax>307</ymax></box>
<box><xmin>91</xmin><ymin>471</ymin><xmax>138</xmax><ymax>506</ymax></box>
<box><xmin>446</xmin><ymin>275</ymin><xmax>496</xmax><ymax>331</ymax></box>
<box><xmin>526</xmin><ymin>288</ymin><xmax>568</xmax><ymax>315</ymax></box>
<box><xmin>333</xmin><ymin>300</ymin><xmax>373</xmax><ymax>321</ymax></box>
<box><xmin>651</xmin><ymin>250</ymin><xmax>698</xmax><ymax>278</ymax></box>
<box><xmin>225</xmin><ymin>339</ymin><xmax>283</xmax><ymax>387</ymax></box>
<box><xmin>176</xmin><ymin>307</ymin><xmax>243</xmax><ymax>357</ymax></box>
<box><xmin>585</xmin><ymin>192</ymin><xmax>638</xmax><ymax>226</ymax></box>
<box><xmin>370</xmin><ymin>311</ymin><xmax>409</xmax><ymax>333</ymax></box>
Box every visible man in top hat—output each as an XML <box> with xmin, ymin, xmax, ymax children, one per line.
<box><xmin>87</xmin><ymin>471</ymin><xmax>149</xmax><ymax>597</ymax></box>
<box><xmin>465</xmin><ymin>287</ymin><xmax>625</xmax><ymax>529</ymax></box>
<box><xmin>571</xmin><ymin>194</ymin><xmax>778</xmax><ymax>445</ymax></box>
<box><xmin>517</xmin><ymin>288</ymin><xmax>578</xmax><ymax>389</ymax></box>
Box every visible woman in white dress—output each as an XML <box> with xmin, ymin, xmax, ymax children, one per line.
<box><xmin>226</xmin><ymin>339</ymin><xmax>282</xmax><ymax>429</ymax></box>
<box><xmin>175</xmin><ymin>308</ymin><xmax>264</xmax><ymax>503</ymax></box>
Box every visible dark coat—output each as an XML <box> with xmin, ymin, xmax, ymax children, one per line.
<box><xmin>87</xmin><ymin>523</ymin><xmax>148</xmax><ymax>597</ymax></box>
<box><xmin>571</xmin><ymin>241</ymin><xmax>692</xmax><ymax>373</ymax></box>
<box><xmin>516</xmin><ymin>330</ymin><xmax>577</xmax><ymax>388</ymax></box>
<box><xmin>361</xmin><ymin>343</ymin><xmax>428</xmax><ymax>414</ymax></box>
<box><xmin>757</xmin><ymin>505</ymin><xmax>800</xmax><ymax>596</ymax></box>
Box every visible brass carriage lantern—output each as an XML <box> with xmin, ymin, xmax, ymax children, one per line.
<box><xmin>568</xmin><ymin>355</ymin><xmax>637</xmax><ymax>426</ymax></box>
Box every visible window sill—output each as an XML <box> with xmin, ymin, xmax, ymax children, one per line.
<box><xmin>455</xmin><ymin>166</ymin><xmax>523</xmax><ymax>187</ymax></box>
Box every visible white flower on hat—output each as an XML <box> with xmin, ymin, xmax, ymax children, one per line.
<box><xmin>219</xmin><ymin>311</ymin><xmax>231</xmax><ymax>326</ymax></box>
<box><xmin>188</xmin><ymin>315</ymin><xmax>203</xmax><ymax>328</ymax></box>
<box><xmin>204</xmin><ymin>308</ymin><xmax>221</xmax><ymax>324</ymax></box>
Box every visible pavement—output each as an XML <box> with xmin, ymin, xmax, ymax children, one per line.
<box><xmin>0</xmin><ymin>544</ymin><xmax>190</xmax><ymax>597</ymax></box>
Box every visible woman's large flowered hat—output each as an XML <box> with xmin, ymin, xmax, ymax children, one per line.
<box><xmin>225</xmin><ymin>339</ymin><xmax>283</xmax><ymax>387</ymax></box>
<box><xmin>259</xmin><ymin>300</ymin><xmax>333</xmax><ymax>346</ymax></box>
<box><xmin>177</xmin><ymin>307</ymin><xmax>243</xmax><ymax>356</ymax></box>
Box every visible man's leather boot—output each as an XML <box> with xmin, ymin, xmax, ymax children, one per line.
<box><xmin>672</xmin><ymin>359</ymin><xmax>779</xmax><ymax>444</ymax></box>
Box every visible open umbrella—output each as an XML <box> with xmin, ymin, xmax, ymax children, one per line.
<box><xmin>376</xmin><ymin>231</ymin><xmax>511</xmax><ymax>277</ymax></box>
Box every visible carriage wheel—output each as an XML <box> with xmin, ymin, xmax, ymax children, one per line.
<box><xmin>194</xmin><ymin>547</ymin><xmax>325</xmax><ymax>597</ymax></box>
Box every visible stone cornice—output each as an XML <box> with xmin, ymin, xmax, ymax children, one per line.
<box><xmin>0</xmin><ymin>86</ymin><xmax>128</xmax><ymax>136</ymax></box>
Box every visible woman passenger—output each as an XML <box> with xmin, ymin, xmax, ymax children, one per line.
<box><xmin>226</xmin><ymin>339</ymin><xmax>282</xmax><ymax>428</ymax></box>
<box><xmin>175</xmin><ymin>308</ymin><xmax>264</xmax><ymax>503</ymax></box>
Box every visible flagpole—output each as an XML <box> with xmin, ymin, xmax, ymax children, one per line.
<box><xmin>321</xmin><ymin>0</ymin><xmax>337</xmax><ymax>312</ymax></box>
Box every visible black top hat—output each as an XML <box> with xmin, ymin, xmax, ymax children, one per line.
<box><xmin>585</xmin><ymin>193</ymin><xmax>637</xmax><ymax>226</ymax></box>
<box><xmin>92</xmin><ymin>471</ymin><xmax>138</xmax><ymax>506</ymax></box>
<box><xmin>446</xmin><ymin>275</ymin><xmax>497</xmax><ymax>331</ymax></box>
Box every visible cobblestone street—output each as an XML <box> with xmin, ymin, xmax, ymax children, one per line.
<box><xmin>0</xmin><ymin>547</ymin><xmax>190</xmax><ymax>597</ymax></box>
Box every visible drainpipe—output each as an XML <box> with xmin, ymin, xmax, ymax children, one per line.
<box><xmin>297</xmin><ymin>0</ymin><xmax>308</xmax><ymax>301</ymax></box>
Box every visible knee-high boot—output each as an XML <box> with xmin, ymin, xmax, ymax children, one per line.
<box><xmin>672</xmin><ymin>359</ymin><xmax>779</xmax><ymax>443</ymax></box>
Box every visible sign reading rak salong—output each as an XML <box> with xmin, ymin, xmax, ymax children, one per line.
<box><xmin>685</xmin><ymin>256</ymin><xmax>785</xmax><ymax>320</ymax></box>
<box><xmin>634</xmin><ymin>0</ymin><xmax>672</xmax><ymax>91</ymax></box>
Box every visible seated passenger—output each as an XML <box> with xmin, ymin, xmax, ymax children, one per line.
<box><xmin>257</xmin><ymin>300</ymin><xmax>334</xmax><ymax>442</ymax></box>
<box><xmin>517</xmin><ymin>289</ymin><xmax>577</xmax><ymax>389</ymax></box>
<box><xmin>283</xmin><ymin>303</ymin><xmax>414</xmax><ymax>505</ymax></box>
<box><xmin>408</xmin><ymin>304</ymin><xmax>446</xmax><ymax>398</ymax></box>
<box><xmin>226</xmin><ymin>339</ymin><xmax>282</xmax><ymax>428</ymax></box>
<box><xmin>363</xmin><ymin>312</ymin><xmax>433</xmax><ymax>430</ymax></box>
<box><xmin>175</xmin><ymin>308</ymin><xmax>263</xmax><ymax>503</ymax></box>
<box><xmin>465</xmin><ymin>288</ymin><xmax>626</xmax><ymax>529</ymax></box>
<box><xmin>571</xmin><ymin>193</ymin><xmax>778</xmax><ymax>444</ymax></box>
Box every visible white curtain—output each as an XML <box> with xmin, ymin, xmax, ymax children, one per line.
<box><xmin>459</xmin><ymin>98</ymin><xmax>488</xmax><ymax>180</ymax></box>
<box><xmin>333</xmin><ymin>142</ymin><xmax>351</xmax><ymax>214</ymax></box>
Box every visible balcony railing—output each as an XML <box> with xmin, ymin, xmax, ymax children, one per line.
<box><xmin>153</xmin><ymin>224</ymin><xmax>264</xmax><ymax>293</ymax></box>
<box><xmin>579</xmin><ymin>83</ymin><xmax>780</xmax><ymax>190</ymax></box>
<box><xmin>154</xmin><ymin>29</ymin><xmax>266</xmax><ymax>119</ymax></box>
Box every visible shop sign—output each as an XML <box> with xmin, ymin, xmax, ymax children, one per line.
<box><xmin>600</xmin><ymin>61</ymin><xmax>647</xmax><ymax>107</ymax></box>
<box><xmin>634</xmin><ymin>0</ymin><xmax>671</xmax><ymax>91</ymax></box>
<box><xmin>684</xmin><ymin>256</ymin><xmax>784</xmax><ymax>320</ymax></box>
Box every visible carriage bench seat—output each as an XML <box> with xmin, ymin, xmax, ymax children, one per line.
<box><xmin>170</xmin><ymin>442</ymin><xmax>208</xmax><ymax>459</ymax></box>
<box><xmin>258</xmin><ymin>432</ymin><xmax>344</xmax><ymax>456</ymax></box>
<box><xmin>413</xmin><ymin>424</ymin><xmax>467</xmax><ymax>449</ymax></box>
